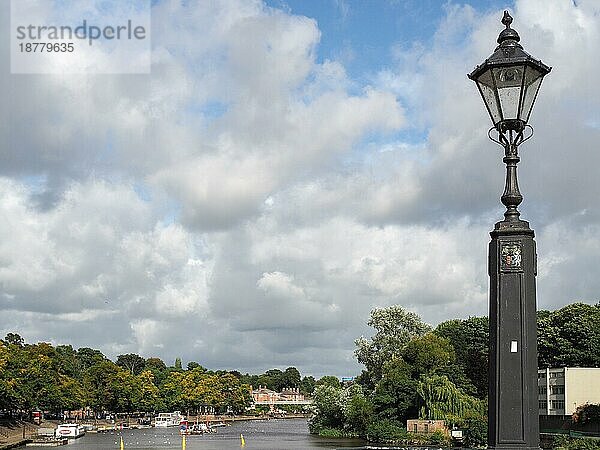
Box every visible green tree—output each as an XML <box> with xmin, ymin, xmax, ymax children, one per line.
<box><xmin>55</xmin><ymin>345</ymin><xmax>79</xmax><ymax>378</ymax></box>
<box><xmin>116</xmin><ymin>353</ymin><xmax>146</xmax><ymax>375</ymax></box>
<box><xmin>3</xmin><ymin>333</ymin><xmax>25</xmax><ymax>347</ymax></box>
<box><xmin>538</xmin><ymin>302</ymin><xmax>600</xmax><ymax>368</ymax></box>
<box><xmin>434</xmin><ymin>316</ymin><xmax>489</xmax><ymax>398</ymax></box>
<box><xmin>355</xmin><ymin>305</ymin><xmax>431</xmax><ymax>387</ymax></box>
<box><xmin>84</xmin><ymin>360</ymin><xmax>122</xmax><ymax>413</ymax></box>
<box><xmin>417</xmin><ymin>374</ymin><xmax>485</xmax><ymax>425</ymax></box>
<box><xmin>76</xmin><ymin>347</ymin><xmax>107</xmax><ymax>372</ymax></box>
<box><xmin>282</xmin><ymin>367</ymin><xmax>301</xmax><ymax>388</ymax></box>
<box><xmin>402</xmin><ymin>333</ymin><xmax>455</xmax><ymax>377</ymax></box>
<box><xmin>372</xmin><ymin>359</ymin><xmax>418</xmax><ymax>423</ymax></box>
<box><xmin>187</xmin><ymin>361</ymin><xmax>206</xmax><ymax>371</ymax></box>
<box><xmin>136</xmin><ymin>370</ymin><xmax>162</xmax><ymax>411</ymax></box>
<box><xmin>342</xmin><ymin>384</ymin><xmax>373</xmax><ymax>435</ymax></box>
<box><xmin>161</xmin><ymin>370</ymin><xmax>185</xmax><ymax>411</ymax></box>
<box><xmin>299</xmin><ymin>375</ymin><xmax>316</xmax><ymax>394</ymax></box>
<box><xmin>317</xmin><ymin>375</ymin><xmax>341</xmax><ymax>389</ymax></box>
<box><xmin>309</xmin><ymin>384</ymin><xmax>344</xmax><ymax>432</ymax></box>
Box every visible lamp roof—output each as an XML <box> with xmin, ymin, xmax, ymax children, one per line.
<box><xmin>468</xmin><ymin>11</ymin><xmax>551</xmax><ymax>80</ymax></box>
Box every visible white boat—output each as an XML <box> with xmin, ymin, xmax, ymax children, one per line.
<box><xmin>154</xmin><ymin>411</ymin><xmax>184</xmax><ymax>427</ymax></box>
<box><xmin>54</xmin><ymin>423</ymin><xmax>85</xmax><ymax>439</ymax></box>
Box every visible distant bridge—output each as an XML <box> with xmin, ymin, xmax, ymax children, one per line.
<box><xmin>253</xmin><ymin>400</ymin><xmax>313</xmax><ymax>406</ymax></box>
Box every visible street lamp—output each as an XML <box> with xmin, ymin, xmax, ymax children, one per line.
<box><xmin>468</xmin><ymin>11</ymin><xmax>550</xmax><ymax>450</ymax></box>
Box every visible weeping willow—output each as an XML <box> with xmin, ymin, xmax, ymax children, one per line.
<box><xmin>417</xmin><ymin>375</ymin><xmax>486</xmax><ymax>423</ymax></box>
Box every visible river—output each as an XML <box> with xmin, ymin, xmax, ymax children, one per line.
<box><xmin>29</xmin><ymin>419</ymin><xmax>370</xmax><ymax>449</ymax></box>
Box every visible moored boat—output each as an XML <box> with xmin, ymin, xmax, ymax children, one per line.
<box><xmin>54</xmin><ymin>423</ymin><xmax>85</xmax><ymax>439</ymax></box>
<box><xmin>154</xmin><ymin>411</ymin><xmax>184</xmax><ymax>427</ymax></box>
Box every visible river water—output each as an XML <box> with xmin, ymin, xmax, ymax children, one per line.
<box><xmin>29</xmin><ymin>419</ymin><xmax>370</xmax><ymax>449</ymax></box>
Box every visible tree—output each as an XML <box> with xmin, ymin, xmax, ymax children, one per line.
<box><xmin>174</xmin><ymin>358</ymin><xmax>183</xmax><ymax>370</ymax></box>
<box><xmin>282</xmin><ymin>367</ymin><xmax>301</xmax><ymax>388</ymax></box>
<box><xmin>84</xmin><ymin>361</ymin><xmax>122</xmax><ymax>413</ymax></box>
<box><xmin>76</xmin><ymin>347</ymin><xmax>107</xmax><ymax>372</ymax></box>
<box><xmin>355</xmin><ymin>305</ymin><xmax>431</xmax><ymax>387</ymax></box>
<box><xmin>187</xmin><ymin>361</ymin><xmax>206</xmax><ymax>371</ymax></box>
<box><xmin>573</xmin><ymin>403</ymin><xmax>600</xmax><ymax>425</ymax></box>
<box><xmin>136</xmin><ymin>371</ymin><xmax>162</xmax><ymax>412</ymax></box>
<box><xmin>538</xmin><ymin>302</ymin><xmax>600</xmax><ymax>368</ymax></box>
<box><xmin>417</xmin><ymin>374</ymin><xmax>485</xmax><ymax>425</ymax></box>
<box><xmin>0</xmin><ymin>343</ymin><xmax>9</xmax><ymax>408</ymax></box>
<box><xmin>55</xmin><ymin>345</ymin><xmax>79</xmax><ymax>378</ymax></box>
<box><xmin>402</xmin><ymin>333</ymin><xmax>455</xmax><ymax>378</ymax></box>
<box><xmin>116</xmin><ymin>353</ymin><xmax>146</xmax><ymax>375</ymax></box>
<box><xmin>435</xmin><ymin>316</ymin><xmax>489</xmax><ymax>398</ymax></box>
<box><xmin>309</xmin><ymin>384</ymin><xmax>344</xmax><ymax>432</ymax></box>
<box><xmin>342</xmin><ymin>384</ymin><xmax>373</xmax><ymax>435</ymax></box>
<box><xmin>317</xmin><ymin>376</ymin><xmax>341</xmax><ymax>389</ymax></box>
<box><xmin>371</xmin><ymin>359</ymin><xmax>418</xmax><ymax>423</ymax></box>
<box><xmin>3</xmin><ymin>333</ymin><xmax>25</xmax><ymax>347</ymax></box>
<box><xmin>145</xmin><ymin>357</ymin><xmax>168</xmax><ymax>386</ymax></box>
<box><xmin>161</xmin><ymin>370</ymin><xmax>185</xmax><ymax>411</ymax></box>
<box><xmin>299</xmin><ymin>375</ymin><xmax>316</xmax><ymax>394</ymax></box>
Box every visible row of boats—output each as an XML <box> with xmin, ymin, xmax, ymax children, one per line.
<box><xmin>155</xmin><ymin>411</ymin><xmax>226</xmax><ymax>434</ymax></box>
<box><xmin>53</xmin><ymin>412</ymin><xmax>226</xmax><ymax>439</ymax></box>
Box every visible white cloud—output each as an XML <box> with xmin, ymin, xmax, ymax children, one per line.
<box><xmin>1</xmin><ymin>0</ymin><xmax>599</xmax><ymax>377</ymax></box>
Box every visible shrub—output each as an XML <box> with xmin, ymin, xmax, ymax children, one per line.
<box><xmin>463</xmin><ymin>415</ymin><xmax>487</xmax><ymax>448</ymax></box>
<box><xmin>316</xmin><ymin>427</ymin><xmax>358</xmax><ymax>438</ymax></box>
<box><xmin>552</xmin><ymin>435</ymin><xmax>600</xmax><ymax>450</ymax></box>
<box><xmin>366</xmin><ymin>419</ymin><xmax>408</xmax><ymax>443</ymax></box>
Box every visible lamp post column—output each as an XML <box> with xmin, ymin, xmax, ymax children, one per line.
<box><xmin>487</xmin><ymin>137</ymin><xmax>540</xmax><ymax>450</ymax></box>
<box><xmin>467</xmin><ymin>11</ymin><xmax>551</xmax><ymax>449</ymax></box>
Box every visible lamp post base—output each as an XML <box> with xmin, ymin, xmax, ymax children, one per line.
<box><xmin>488</xmin><ymin>219</ymin><xmax>540</xmax><ymax>450</ymax></box>
<box><xmin>488</xmin><ymin>447</ymin><xmax>541</xmax><ymax>450</ymax></box>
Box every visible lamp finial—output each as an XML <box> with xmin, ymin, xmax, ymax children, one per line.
<box><xmin>502</xmin><ymin>11</ymin><xmax>513</xmax><ymax>29</ymax></box>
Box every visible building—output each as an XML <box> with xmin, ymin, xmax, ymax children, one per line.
<box><xmin>280</xmin><ymin>387</ymin><xmax>304</xmax><ymax>402</ymax></box>
<box><xmin>251</xmin><ymin>386</ymin><xmax>307</xmax><ymax>404</ymax></box>
<box><xmin>406</xmin><ymin>419</ymin><xmax>447</xmax><ymax>434</ymax></box>
<box><xmin>252</xmin><ymin>386</ymin><xmax>279</xmax><ymax>404</ymax></box>
<box><xmin>538</xmin><ymin>367</ymin><xmax>600</xmax><ymax>416</ymax></box>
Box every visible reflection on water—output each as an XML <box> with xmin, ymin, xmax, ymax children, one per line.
<box><xmin>27</xmin><ymin>419</ymin><xmax>366</xmax><ymax>449</ymax></box>
<box><xmin>25</xmin><ymin>419</ymin><xmax>469</xmax><ymax>449</ymax></box>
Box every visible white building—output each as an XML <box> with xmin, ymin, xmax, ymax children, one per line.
<box><xmin>538</xmin><ymin>367</ymin><xmax>600</xmax><ymax>416</ymax></box>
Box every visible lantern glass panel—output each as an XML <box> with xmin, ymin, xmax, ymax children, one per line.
<box><xmin>491</xmin><ymin>65</ymin><xmax>525</xmax><ymax>121</ymax></box>
<box><xmin>475</xmin><ymin>69</ymin><xmax>502</xmax><ymax>125</ymax></box>
<box><xmin>520</xmin><ymin>65</ymin><xmax>545</xmax><ymax>123</ymax></box>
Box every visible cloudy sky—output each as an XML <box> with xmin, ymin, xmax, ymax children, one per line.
<box><xmin>0</xmin><ymin>0</ymin><xmax>599</xmax><ymax>377</ymax></box>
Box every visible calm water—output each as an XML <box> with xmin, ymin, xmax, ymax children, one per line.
<box><xmin>28</xmin><ymin>419</ymin><xmax>369</xmax><ymax>450</ymax></box>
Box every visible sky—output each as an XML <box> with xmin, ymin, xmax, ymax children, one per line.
<box><xmin>0</xmin><ymin>0</ymin><xmax>599</xmax><ymax>378</ymax></box>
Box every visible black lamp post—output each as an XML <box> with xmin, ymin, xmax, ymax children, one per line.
<box><xmin>468</xmin><ymin>11</ymin><xmax>550</xmax><ymax>450</ymax></box>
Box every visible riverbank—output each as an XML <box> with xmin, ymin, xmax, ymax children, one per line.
<box><xmin>0</xmin><ymin>413</ymin><xmax>311</xmax><ymax>446</ymax></box>
<box><xmin>0</xmin><ymin>421</ymin><xmax>35</xmax><ymax>450</ymax></box>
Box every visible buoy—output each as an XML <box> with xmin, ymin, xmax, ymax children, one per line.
<box><xmin>120</xmin><ymin>436</ymin><xmax>124</xmax><ymax>450</ymax></box>
<box><xmin>240</xmin><ymin>433</ymin><xmax>245</xmax><ymax>446</ymax></box>
<box><xmin>182</xmin><ymin>434</ymin><xmax>186</xmax><ymax>449</ymax></box>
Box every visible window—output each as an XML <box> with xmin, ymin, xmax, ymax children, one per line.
<box><xmin>538</xmin><ymin>372</ymin><xmax>545</xmax><ymax>379</ymax></box>
<box><xmin>538</xmin><ymin>386</ymin><xmax>547</xmax><ymax>395</ymax></box>
<box><xmin>413</xmin><ymin>424</ymin><xmax>417</xmax><ymax>433</ymax></box>
<box><xmin>539</xmin><ymin>400</ymin><xmax>547</xmax><ymax>410</ymax></box>
<box><xmin>551</xmin><ymin>386</ymin><xmax>564</xmax><ymax>395</ymax></box>
<box><xmin>551</xmin><ymin>400</ymin><xmax>565</xmax><ymax>410</ymax></box>
<box><xmin>549</xmin><ymin>372</ymin><xmax>564</xmax><ymax>378</ymax></box>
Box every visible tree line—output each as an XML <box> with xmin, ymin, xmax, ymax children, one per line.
<box><xmin>309</xmin><ymin>302</ymin><xmax>600</xmax><ymax>446</ymax></box>
<box><xmin>0</xmin><ymin>335</ymin><xmax>319</xmax><ymax>417</ymax></box>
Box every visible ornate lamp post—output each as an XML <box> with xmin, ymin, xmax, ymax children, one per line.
<box><xmin>468</xmin><ymin>11</ymin><xmax>550</xmax><ymax>450</ymax></box>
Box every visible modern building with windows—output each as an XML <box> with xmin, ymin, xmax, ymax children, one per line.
<box><xmin>538</xmin><ymin>367</ymin><xmax>600</xmax><ymax>416</ymax></box>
